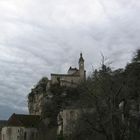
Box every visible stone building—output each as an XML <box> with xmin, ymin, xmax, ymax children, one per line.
<box><xmin>51</xmin><ymin>53</ymin><xmax>86</xmax><ymax>87</ymax></box>
<box><xmin>1</xmin><ymin>114</ymin><xmax>40</xmax><ymax>140</ymax></box>
<box><xmin>0</xmin><ymin>121</ymin><xmax>7</xmax><ymax>140</ymax></box>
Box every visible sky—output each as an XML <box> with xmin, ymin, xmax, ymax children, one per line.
<box><xmin>0</xmin><ymin>0</ymin><xmax>140</xmax><ymax>119</ymax></box>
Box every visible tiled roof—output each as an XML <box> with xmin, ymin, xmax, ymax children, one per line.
<box><xmin>69</xmin><ymin>67</ymin><xmax>78</xmax><ymax>71</ymax></box>
<box><xmin>8</xmin><ymin>113</ymin><xmax>41</xmax><ymax>128</ymax></box>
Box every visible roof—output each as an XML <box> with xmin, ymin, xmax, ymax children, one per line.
<box><xmin>68</xmin><ymin>67</ymin><xmax>78</xmax><ymax>71</ymax></box>
<box><xmin>68</xmin><ymin>67</ymin><xmax>79</xmax><ymax>75</ymax></box>
<box><xmin>7</xmin><ymin>113</ymin><xmax>41</xmax><ymax>128</ymax></box>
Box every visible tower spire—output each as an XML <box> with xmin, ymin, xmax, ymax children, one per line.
<box><xmin>79</xmin><ymin>52</ymin><xmax>84</xmax><ymax>63</ymax></box>
<box><xmin>78</xmin><ymin>53</ymin><xmax>85</xmax><ymax>81</ymax></box>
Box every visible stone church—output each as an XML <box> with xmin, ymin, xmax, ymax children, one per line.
<box><xmin>50</xmin><ymin>53</ymin><xmax>86</xmax><ymax>87</ymax></box>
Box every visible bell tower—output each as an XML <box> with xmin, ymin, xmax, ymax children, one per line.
<box><xmin>79</xmin><ymin>53</ymin><xmax>86</xmax><ymax>81</ymax></box>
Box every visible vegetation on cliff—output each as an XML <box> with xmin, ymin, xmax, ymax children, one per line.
<box><xmin>70</xmin><ymin>49</ymin><xmax>140</xmax><ymax>140</ymax></box>
<box><xmin>28</xmin><ymin>76</ymin><xmax>80</xmax><ymax>127</ymax></box>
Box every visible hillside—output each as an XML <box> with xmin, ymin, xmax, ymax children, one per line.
<box><xmin>28</xmin><ymin>50</ymin><xmax>140</xmax><ymax>140</ymax></box>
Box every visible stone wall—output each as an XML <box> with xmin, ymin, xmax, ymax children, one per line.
<box><xmin>1</xmin><ymin>127</ymin><xmax>38</xmax><ymax>140</ymax></box>
<box><xmin>28</xmin><ymin>77</ymin><xmax>49</xmax><ymax>116</ymax></box>
<box><xmin>0</xmin><ymin>121</ymin><xmax>7</xmax><ymax>140</ymax></box>
<box><xmin>51</xmin><ymin>74</ymin><xmax>81</xmax><ymax>86</ymax></box>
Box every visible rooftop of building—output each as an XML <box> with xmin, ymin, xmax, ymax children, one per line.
<box><xmin>68</xmin><ymin>67</ymin><xmax>78</xmax><ymax>71</ymax></box>
<box><xmin>7</xmin><ymin>113</ymin><xmax>41</xmax><ymax>128</ymax></box>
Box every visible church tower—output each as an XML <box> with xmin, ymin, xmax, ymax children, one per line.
<box><xmin>79</xmin><ymin>53</ymin><xmax>86</xmax><ymax>81</ymax></box>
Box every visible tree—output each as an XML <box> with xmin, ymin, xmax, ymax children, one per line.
<box><xmin>70</xmin><ymin>64</ymin><xmax>129</xmax><ymax>140</ymax></box>
<box><xmin>71</xmin><ymin>50</ymin><xmax>140</xmax><ymax>140</ymax></box>
<box><xmin>124</xmin><ymin>49</ymin><xmax>140</xmax><ymax>99</ymax></box>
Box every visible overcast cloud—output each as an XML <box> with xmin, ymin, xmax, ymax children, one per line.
<box><xmin>0</xmin><ymin>0</ymin><xmax>140</xmax><ymax>119</ymax></box>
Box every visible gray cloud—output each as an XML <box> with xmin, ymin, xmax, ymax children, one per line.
<box><xmin>0</xmin><ymin>0</ymin><xmax>140</xmax><ymax>119</ymax></box>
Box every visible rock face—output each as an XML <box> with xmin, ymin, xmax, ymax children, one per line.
<box><xmin>57</xmin><ymin>109</ymin><xmax>80</xmax><ymax>136</ymax></box>
<box><xmin>28</xmin><ymin>92</ymin><xmax>44</xmax><ymax>115</ymax></box>
<box><xmin>28</xmin><ymin>77</ymin><xmax>58</xmax><ymax>140</ymax></box>
<box><xmin>28</xmin><ymin>77</ymin><xmax>51</xmax><ymax>116</ymax></box>
<box><xmin>27</xmin><ymin>72</ymin><xmax>82</xmax><ymax>140</ymax></box>
<box><xmin>28</xmin><ymin>76</ymin><xmax>78</xmax><ymax>118</ymax></box>
<box><xmin>28</xmin><ymin>53</ymin><xmax>86</xmax><ymax>117</ymax></box>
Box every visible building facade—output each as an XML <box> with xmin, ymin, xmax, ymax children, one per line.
<box><xmin>51</xmin><ymin>53</ymin><xmax>86</xmax><ymax>87</ymax></box>
<box><xmin>0</xmin><ymin>121</ymin><xmax>7</xmax><ymax>140</ymax></box>
<box><xmin>1</xmin><ymin>114</ymin><xmax>40</xmax><ymax>140</ymax></box>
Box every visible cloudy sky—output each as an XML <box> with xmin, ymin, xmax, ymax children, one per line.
<box><xmin>0</xmin><ymin>0</ymin><xmax>140</xmax><ymax>119</ymax></box>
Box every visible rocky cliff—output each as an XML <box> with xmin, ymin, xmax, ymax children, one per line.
<box><xmin>28</xmin><ymin>76</ymin><xmax>80</xmax><ymax>120</ymax></box>
<box><xmin>28</xmin><ymin>76</ymin><xmax>81</xmax><ymax>140</ymax></box>
<box><xmin>28</xmin><ymin>77</ymin><xmax>49</xmax><ymax>116</ymax></box>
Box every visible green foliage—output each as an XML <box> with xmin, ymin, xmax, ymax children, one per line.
<box><xmin>30</xmin><ymin>80</ymin><xmax>80</xmax><ymax>125</ymax></box>
<box><xmin>132</xmin><ymin>49</ymin><xmax>140</xmax><ymax>62</ymax></box>
<box><xmin>57</xmin><ymin>133</ymin><xmax>65</xmax><ymax>140</ymax></box>
<box><xmin>28</xmin><ymin>77</ymin><xmax>49</xmax><ymax>97</ymax></box>
<box><xmin>124</xmin><ymin>50</ymin><xmax>140</xmax><ymax>99</ymax></box>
